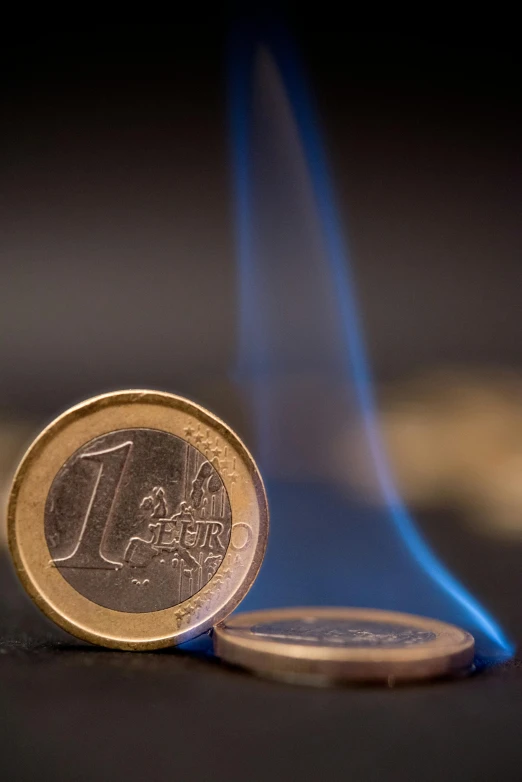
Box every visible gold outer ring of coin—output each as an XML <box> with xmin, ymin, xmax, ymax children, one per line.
<box><xmin>214</xmin><ymin>607</ymin><xmax>475</xmax><ymax>685</ymax></box>
<box><xmin>8</xmin><ymin>390</ymin><xmax>269</xmax><ymax>650</ymax></box>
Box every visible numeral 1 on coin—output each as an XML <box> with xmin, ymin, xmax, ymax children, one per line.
<box><xmin>54</xmin><ymin>441</ymin><xmax>133</xmax><ymax>569</ymax></box>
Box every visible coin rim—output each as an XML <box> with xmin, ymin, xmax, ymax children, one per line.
<box><xmin>8</xmin><ymin>390</ymin><xmax>269</xmax><ymax>650</ymax></box>
<box><xmin>214</xmin><ymin>607</ymin><xmax>475</xmax><ymax>682</ymax></box>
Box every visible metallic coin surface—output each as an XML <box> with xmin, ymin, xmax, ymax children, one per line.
<box><xmin>8</xmin><ymin>390</ymin><xmax>268</xmax><ymax>650</ymax></box>
<box><xmin>44</xmin><ymin>428</ymin><xmax>233</xmax><ymax>614</ymax></box>
<box><xmin>214</xmin><ymin>607</ymin><xmax>475</xmax><ymax>684</ymax></box>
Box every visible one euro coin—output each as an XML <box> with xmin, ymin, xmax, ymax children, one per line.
<box><xmin>214</xmin><ymin>607</ymin><xmax>474</xmax><ymax>684</ymax></box>
<box><xmin>8</xmin><ymin>390</ymin><xmax>268</xmax><ymax>650</ymax></box>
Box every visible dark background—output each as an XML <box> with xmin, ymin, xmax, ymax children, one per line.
<box><xmin>1</xmin><ymin>25</ymin><xmax>521</xmax><ymax>415</ymax></box>
<box><xmin>1</xmin><ymin>22</ymin><xmax>521</xmax><ymax>781</ymax></box>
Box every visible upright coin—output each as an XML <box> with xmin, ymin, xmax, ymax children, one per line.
<box><xmin>8</xmin><ymin>390</ymin><xmax>268</xmax><ymax>649</ymax></box>
<box><xmin>214</xmin><ymin>607</ymin><xmax>475</xmax><ymax>684</ymax></box>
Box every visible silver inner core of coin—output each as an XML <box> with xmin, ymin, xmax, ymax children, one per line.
<box><xmin>246</xmin><ymin>618</ymin><xmax>437</xmax><ymax>647</ymax></box>
<box><xmin>45</xmin><ymin>428</ymin><xmax>232</xmax><ymax>613</ymax></box>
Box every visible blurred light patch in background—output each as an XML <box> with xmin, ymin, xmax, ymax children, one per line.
<box><xmin>355</xmin><ymin>368</ymin><xmax>522</xmax><ymax>541</ymax></box>
<box><xmin>228</xmin><ymin>25</ymin><xmax>513</xmax><ymax>659</ymax></box>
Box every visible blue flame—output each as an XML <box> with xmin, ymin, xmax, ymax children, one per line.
<box><xmin>228</xmin><ymin>24</ymin><xmax>513</xmax><ymax>658</ymax></box>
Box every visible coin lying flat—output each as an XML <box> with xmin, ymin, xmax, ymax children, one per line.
<box><xmin>214</xmin><ymin>607</ymin><xmax>475</xmax><ymax>684</ymax></box>
<box><xmin>8</xmin><ymin>390</ymin><xmax>268</xmax><ymax>650</ymax></box>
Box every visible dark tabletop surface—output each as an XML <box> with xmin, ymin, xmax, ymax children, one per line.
<box><xmin>1</xmin><ymin>507</ymin><xmax>521</xmax><ymax>782</ymax></box>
